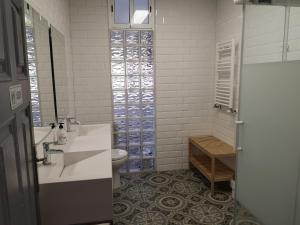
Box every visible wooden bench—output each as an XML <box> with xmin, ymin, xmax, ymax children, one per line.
<box><xmin>189</xmin><ymin>135</ymin><xmax>236</xmax><ymax>195</ymax></box>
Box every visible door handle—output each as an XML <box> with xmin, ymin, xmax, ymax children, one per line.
<box><xmin>236</xmin><ymin>146</ymin><xmax>243</xmax><ymax>151</ymax></box>
<box><xmin>235</xmin><ymin>121</ymin><xmax>244</xmax><ymax>125</ymax></box>
<box><xmin>235</xmin><ymin>120</ymin><xmax>244</xmax><ymax>151</ymax></box>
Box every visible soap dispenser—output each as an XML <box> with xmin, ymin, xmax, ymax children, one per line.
<box><xmin>50</xmin><ymin>123</ymin><xmax>57</xmax><ymax>143</ymax></box>
<box><xmin>57</xmin><ymin>123</ymin><xmax>67</xmax><ymax>145</ymax></box>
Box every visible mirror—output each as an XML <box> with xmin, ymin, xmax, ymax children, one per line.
<box><xmin>49</xmin><ymin>25</ymin><xmax>69</xmax><ymax>119</ymax></box>
<box><xmin>25</xmin><ymin>5</ymin><xmax>56</xmax><ymax>143</ymax></box>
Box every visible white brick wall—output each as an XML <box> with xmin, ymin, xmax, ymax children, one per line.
<box><xmin>244</xmin><ymin>5</ymin><xmax>286</xmax><ymax>64</ymax></box>
<box><xmin>155</xmin><ymin>0</ymin><xmax>216</xmax><ymax>171</ymax></box>
<box><xmin>70</xmin><ymin>0</ymin><xmax>112</xmax><ymax>125</ymax></box>
<box><xmin>69</xmin><ymin>0</ymin><xmax>217</xmax><ymax>171</ymax></box>
<box><xmin>212</xmin><ymin>0</ymin><xmax>242</xmax><ymax>148</ymax></box>
<box><xmin>287</xmin><ymin>7</ymin><xmax>300</xmax><ymax>60</ymax></box>
<box><xmin>243</xmin><ymin>5</ymin><xmax>300</xmax><ymax>63</ymax></box>
<box><xmin>68</xmin><ymin>0</ymin><xmax>300</xmax><ymax>172</ymax></box>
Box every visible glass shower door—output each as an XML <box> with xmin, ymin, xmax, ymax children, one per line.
<box><xmin>235</xmin><ymin>3</ymin><xmax>300</xmax><ymax>225</ymax></box>
<box><xmin>236</xmin><ymin>61</ymin><xmax>300</xmax><ymax>225</ymax></box>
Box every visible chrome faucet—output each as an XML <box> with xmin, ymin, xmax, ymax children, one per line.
<box><xmin>66</xmin><ymin>117</ymin><xmax>80</xmax><ymax>132</ymax></box>
<box><xmin>39</xmin><ymin>142</ymin><xmax>64</xmax><ymax>165</ymax></box>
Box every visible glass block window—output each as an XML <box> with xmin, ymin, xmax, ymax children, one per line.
<box><xmin>25</xmin><ymin>8</ymin><xmax>41</xmax><ymax>127</ymax></box>
<box><xmin>111</xmin><ymin>30</ymin><xmax>155</xmax><ymax>173</ymax></box>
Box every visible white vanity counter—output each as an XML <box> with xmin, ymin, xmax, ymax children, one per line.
<box><xmin>37</xmin><ymin>124</ymin><xmax>112</xmax><ymax>184</ymax></box>
<box><xmin>38</xmin><ymin>123</ymin><xmax>113</xmax><ymax>225</ymax></box>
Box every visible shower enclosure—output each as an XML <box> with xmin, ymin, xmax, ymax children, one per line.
<box><xmin>235</xmin><ymin>1</ymin><xmax>300</xmax><ymax>225</ymax></box>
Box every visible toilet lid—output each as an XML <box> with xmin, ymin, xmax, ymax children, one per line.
<box><xmin>112</xmin><ymin>149</ymin><xmax>128</xmax><ymax>161</ymax></box>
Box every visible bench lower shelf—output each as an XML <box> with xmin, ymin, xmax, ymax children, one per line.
<box><xmin>190</xmin><ymin>155</ymin><xmax>234</xmax><ymax>183</ymax></box>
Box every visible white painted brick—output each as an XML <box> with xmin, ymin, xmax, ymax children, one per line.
<box><xmin>155</xmin><ymin>0</ymin><xmax>216</xmax><ymax>171</ymax></box>
<box><xmin>68</xmin><ymin>0</ymin><xmax>287</xmax><ymax>172</ymax></box>
<box><xmin>288</xmin><ymin>8</ymin><xmax>300</xmax><ymax>60</ymax></box>
<box><xmin>212</xmin><ymin>0</ymin><xmax>242</xmax><ymax>148</ymax></box>
<box><xmin>70</xmin><ymin>0</ymin><xmax>111</xmax><ymax>125</ymax></box>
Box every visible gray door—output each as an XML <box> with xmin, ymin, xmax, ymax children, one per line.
<box><xmin>0</xmin><ymin>0</ymin><xmax>39</xmax><ymax>224</ymax></box>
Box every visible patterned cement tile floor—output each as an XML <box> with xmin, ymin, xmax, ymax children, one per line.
<box><xmin>113</xmin><ymin>169</ymin><xmax>261</xmax><ymax>225</ymax></box>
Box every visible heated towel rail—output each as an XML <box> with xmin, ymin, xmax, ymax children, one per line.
<box><xmin>214</xmin><ymin>40</ymin><xmax>235</xmax><ymax>112</ymax></box>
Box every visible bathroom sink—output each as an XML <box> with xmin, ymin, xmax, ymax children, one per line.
<box><xmin>37</xmin><ymin>154</ymin><xmax>64</xmax><ymax>180</ymax></box>
<box><xmin>77</xmin><ymin>124</ymin><xmax>110</xmax><ymax>137</ymax></box>
<box><xmin>67</xmin><ymin>135</ymin><xmax>111</xmax><ymax>152</ymax></box>
<box><xmin>38</xmin><ymin>124</ymin><xmax>112</xmax><ymax>183</ymax></box>
<box><xmin>60</xmin><ymin>149</ymin><xmax>108</xmax><ymax>178</ymax></box>
<box><xmin>65</xmin><ymin>124</ymin><xmax>112</xmax><ymax>152</ymax></box>
<box><xmin>38</xmin><ymin>149</ymin><xmax>109</xmax><ymax>183</ymax></box>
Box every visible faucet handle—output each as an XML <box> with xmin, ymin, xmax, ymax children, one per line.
<box><xmin>43</xmin><ymin>142</ymin><xmax>54</xmax><ymax>150</ymax></box>
<box><xmin>49</xmin><ymin>123</ymin><xmax>56</xmax><ymax>129</ymax></box>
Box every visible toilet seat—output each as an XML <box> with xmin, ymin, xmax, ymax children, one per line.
<box><xmin>112</xmin><ymin>149</ymin><xmax>128</xmax><ymax>161</ymax></box>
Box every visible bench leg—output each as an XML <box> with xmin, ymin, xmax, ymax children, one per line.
<box><xmin>211</xmin><ymin>157</ymin><xmax>215</xmax><ymax>195</ymax></box>
<box><xmin>188</xmin><ymin>142</ymin><xmax>192</xmax><ymax>169</ymax></box>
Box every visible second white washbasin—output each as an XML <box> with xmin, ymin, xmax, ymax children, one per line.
<box><xmin>66</xmin><ymin>124</ymin><xmax>112</xmax><ymax>153</ymax></box>
<box><xmin>77</xmin><ymin>124</ymin><xmax>109</xmax><ymax>137</ymax></box>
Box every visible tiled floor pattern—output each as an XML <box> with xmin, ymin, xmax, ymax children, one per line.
<box><xmin>113</xmin><ymin>169</ymin><xmax>261</xmax><ymax>225</ymax></box>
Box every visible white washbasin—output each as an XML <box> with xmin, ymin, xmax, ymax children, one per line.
<box><xmin>67</xmin><ymin>135</ymin><xmax>111</xmax><ymax>152</ymax></box>
<box><xmin>38</xmin><ymin>123</ymin><xmax>112</xmax><ymax>183</ymax></box>
<box><xmin>65</xmin><ymin>124</ymin><xmax>112</xmax><ymax>153</ymax></box>
<box><xmin>37</xmin><ymin>154</ymin><xmax>64</xmax><ymax>179</ymax></box>
<box><xmin>38</xmin><ymin>149</ymin><xmax>108</xmax><ymax>183</ymax></box>
<box><xmin>60</xmin><ymin>149</ymin><xmax>108</xmax><ymax>178</ymax></box>
<box><xmin>78</xmin><ymin>124</ymin><xmax>109</xmax><ymax>137</ymax></box>
<box><xmin>33</xmin><ymin>127</ymin><xmax>52</xmax><ymax>145</ymax></box>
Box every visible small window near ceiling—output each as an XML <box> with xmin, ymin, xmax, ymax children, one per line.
<box><xmin>114</xmin><ymin>0</ymin><xmax>130</xmax><ymax>24</ymax></box>
<box><xmin>110</xmin><ymin>0</ymin><xmax>153</xmax><ymax>29</ymax></box>
<box><xmin>132</xmin><ymin>0</ymin><xmax>149</xmax><ymax>25</ymax></box>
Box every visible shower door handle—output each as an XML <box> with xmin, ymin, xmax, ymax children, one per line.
<box><xmin>236</xmin><ymin>146</ymin><xmax>243</xmax><ymax>151</ymax></box>
<box><xmin>235</xmin><ymin>120</ymin><xmax>244</xmax><ymax>151</ymax></box>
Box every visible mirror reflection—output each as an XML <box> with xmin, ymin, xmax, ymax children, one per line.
<box><xmin>25</xmin><ymin>6</ymin><xmax>56</xmax><ymax>128</ymax></box>
<box><xmin>50</xmin><ymin>25</ymin><xmax>69</xmax><ymax>119</ymax></box>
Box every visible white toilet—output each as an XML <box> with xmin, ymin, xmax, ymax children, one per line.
<box><xmin>112</xmin><ymin>149</ymin><xmax>128</xmax><ymax>189</ymax></box>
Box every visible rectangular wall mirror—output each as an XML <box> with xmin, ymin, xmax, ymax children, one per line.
<box><xmin>49</xmin><ymin>25</ymin><xmax>69</xmax><ymax>120</ymax></box>
<box><xmin>25</xmin><ymin>5</ymin><xmax>56</xmax><ymax>144</ymax></box>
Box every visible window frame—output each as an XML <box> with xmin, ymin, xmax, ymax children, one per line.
<box><xmin>109</xmin><ymin>0</ymin><xmax>154</xmax><ymax>29</ymax></box>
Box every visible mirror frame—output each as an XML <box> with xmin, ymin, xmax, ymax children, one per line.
<box><xmin>48</xmin><ymin>26</ymin><xmax>59</xmax><ymax>122</ymax></box>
